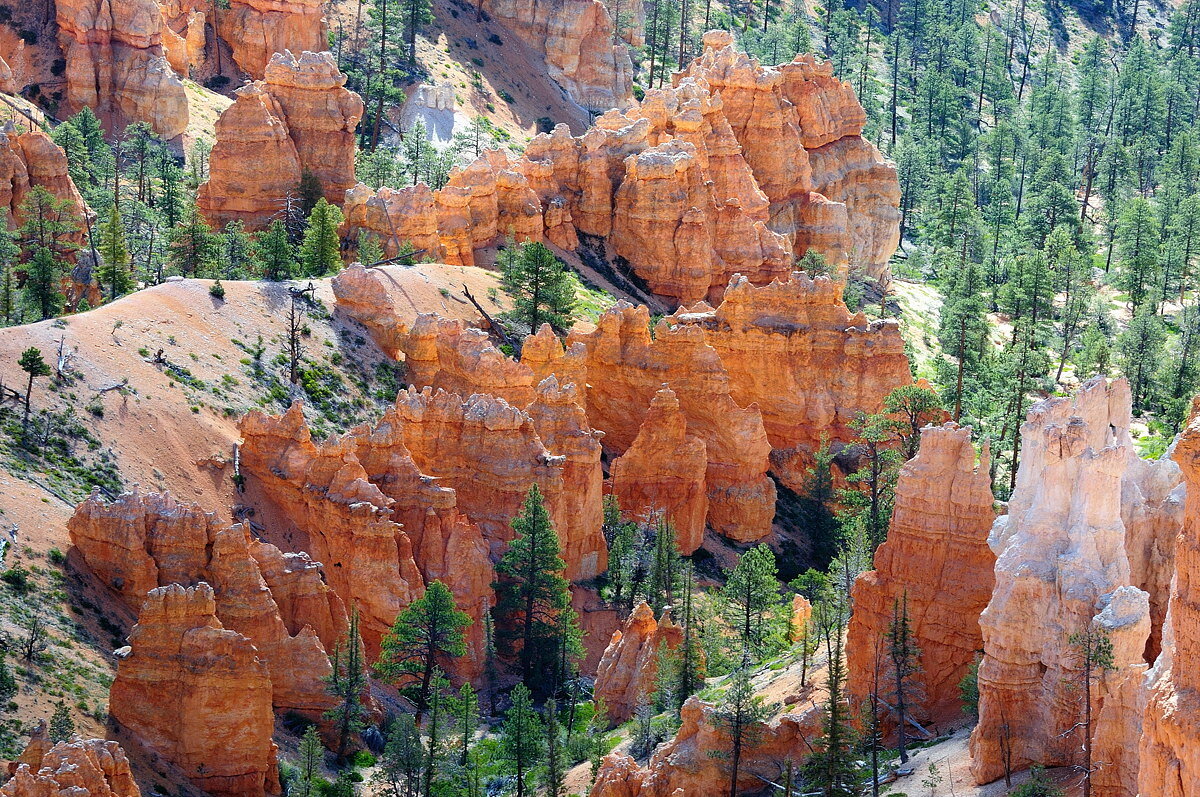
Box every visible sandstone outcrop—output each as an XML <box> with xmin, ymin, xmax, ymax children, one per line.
<box><xmin>68</xmin><ymin>488</ymin><xmax>341</xmax><ymax>719</ymax></box>
<box><xmin>109</xmin><ymin>583</ymin><xmax>278</xmax><ymax>797</ymax></box>
<box><xmin>0</xmin><ymin>131</ymin><xmax>88</xmax><ymax>232</ymax></box>
<box><xmin>479</xmin><ymin>0</ymin><xmax>634</xmax><ymax>111</ymax></box>
<box><xmin>590</xmin><ymin>696</ymin><xmax>821</xmax><ymax>796</ymax></box>
<box><xmin>846</xmin><ymin>424</ymin><xmax>995</xmax><ymax>728</ymax></box>
<box><xmin>401</xmin><ymin>314</ymin><xmax>537</xmax><ymax>406</ymax></box>
<box><xmin>2</xmin><ymin>738</ymin><xmax>140</xmax><ymax>797</ymax></box>
<box><xmin>568</xmin><ymin>302</ymin><xmax>775</xmax><ymax>541</ymax></box>
<box><xmin>198</xmin><ymin>51</ymin><xmax>363</xmax><ymax>229</ymax></box>
<box><xmin>788</xmin><ymin>594</ymin><xmax>812</xmax><ymax>643</ymax></box>
<box><xmin>969</xmin><ymin>379</ymin><xmax>1152</xmax><ymax>785</ymax></box>
<box><xmin>221</xmin><ymin>0</ymin><xmax>327</xmax><ymax>78</ymax></box>
<box><xmin>1137</xmin><ymin>400</ymin><xmax>1200</xmax><ymax>797</ymax></box>
<box><xmin>670</xmin><ymin>271</ymin><xmax>911</xmax><ymax>490</ymax></box>
<box><xmin>525</xmin><ymin>377</ymin><xmax>607</xmax><ymax>579</ymax></box>
<box><xmin>677</xmin><ymin>32</ymin><xmax>900</xmax><ymax>284</ymax></box>
<box><xmin>520</xmin><ymin>324</ymin><xmax>588</xmax><ymax>404</ymax></box>
<box><xmin>55</xmin><ymin>0</ymin><xmax>188</xmax><ymax>138</ymax></box>
<box><xmin>594</xmin><ymin>602</ymin><xmax>682</xmax><ymax>724</ymax></box>
<box><xmin>342</xmin><ymin>35</ymin><xmax>899</xmax><ymax>304</ymax></box>
<box><xmin>331</xmin><ymin>263</ymin><xmax>409</xmax><ymax>357</ymax></box>
<box><xmin>239</xmin><ymin>402</ymin><xmax>424</xmax><ymax>653</ymax></box>
<box><xmin>1090</xmin><ymin>586</ymin><xmax>1151</xmax><ymax>797</ymax></box>
<box><xmin>609</xmin><ymin>387</ymin><xmax>708</xmax><ymax>554</ymax></box>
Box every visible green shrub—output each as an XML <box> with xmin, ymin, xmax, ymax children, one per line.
<box><xmin>210</xmin><ymin>280</ymin><xmax>226</xmax><ymax>300</ymax></box>
<box><xmin>1</xmin><ymin>567</ymin><xmax>32</xmax><ymax>594</ymax></box>
<box><xmin>48</xmin><ymin>548</ymin><xmax>66</xmax><ymax>565</ymax></box>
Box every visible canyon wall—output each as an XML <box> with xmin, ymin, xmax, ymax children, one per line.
<box><xmin>109</xmin><ymin>584</ymin><xmax>279</xmax><ymax>797</ymax></box>
<box><xmin>480</xmin><ymin>0</ymin><xmax>634</xmax><ymax>111</ymax></box>
<box><xmin>846</xmin><ymin>424</ymin><xmax>995</xmax><ymax>728</ymax></box>
<box><xmin>341</xmin><ymin>33</ymin><xmax>900</xmax><ymax>306</ymax></box>
<box><xmin>198</xmin><ymin>51</ymin><xmax>363</xmax><ymax>230</ymax></box>
<box><xmin>0</xmin><ymin>131</ymin><xmax>89</xmax><ymax>230</ymax></box>
<box><xmin>968</xmin><ymin>379</ymin><xmax>1155</xmax><ymax>787</ymax></box>
<box><xmin>670</xmin><ymin>271</ymin><xmax>911</xmax><ymax>490</ymax></box>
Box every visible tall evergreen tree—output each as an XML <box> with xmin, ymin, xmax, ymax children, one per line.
<box><xmin>376</xmin><ymin>580</ymin><xmax>471</xmax><ymax>717</ymax></box>
<box><xmin>710</xmin><ymin>667</ymin><xmax>771</xmax><ymax>797</ymax></box>
<box><xmin>499</xmin><ymin>683</ymin><xmax>544</xmax><ymax>797</ymax></box>
<box><xmin>493</xmin><ymin>484</ymin><xmax>580</xmax><ymax>697</ymax></box>
<box><xmin>324</xmin><ymin>608</ymin><xmax>368</xmax><ymax>763</ymax></box>
<box><xmin>498</xmin><ymin>242</ymin><xmax>577</xmax><ymax>333</ymax></box>
<box><xmin>720</xmin><ymin>544</ymin><xmax>779</xmax><ymax>663</ymax></box>
<box><xmin>98</xmin><ymin>204</ymin><xmax>133</xmax><ymax>300</ymax></box>
<box><xmin>299</xmin><ymin>198</ymin><xmax>345</xmax><ymax>276</ymax></box>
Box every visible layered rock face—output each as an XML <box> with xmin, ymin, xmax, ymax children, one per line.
<box><xmin>590</xmin><ymin>696</ymin><xmax>821</xmax><ymax>796</ymax></box>
<box><xmin>969</xmin><ymin>379</ymin><xmax>1154</xmax><ymax>786</ymax></box>
<box><xmin>610</xmin><ymin>387</ymin><xmax>708</xmax><ymax>554</ymax></box>
<box><xmin>568</xmin><ymin>302</ymin><xmax>775</xmax><ymax>541</ymax></box>
<box><xmin>594</xmin><ymin>602</ymin><xmax>682</xmax><ymax>724</ymax></box>
<box><xmin>2</xmin><ymin>738</ymin><xmax>141</xmax><ymax>797</ymax></box>
<box><xmin>68</xmin><ymin>489</ymin><xmax>341</xmax><ymax>719</ymax></box>
<box><xmin>1138</xmin><ymin>402</ymin><xmax>1200</xmax><ymax>797</ymax></box>
<box><xmin>846</xmin><ymin>424</ymin><xmax>995</xmax><ymax>727</ymax></box>
<box><xmin>480</xmin><ymin>0</ymin><xmax>635</xmax><ymax>111</ymax></box>
<box><xmin>159</xmin><ymin>0</ymin><xmax>325</xmax><ymax>78</ymax></box>
<box><xmin>342</xmin><ymin>34</ymin><xmax>899</xmax><ymax>305</ymax></box>
<box><xmin>56</xmin><ymin>0</ymin><xmax>188</xmax><ymax>138</ymax></box>
<box><xmin>0</xmin><ymin>131</ymin><xmax>89</xmax><ymax>230</ymax></box>
<box><xmin>671</xmin><ymin>271</ymin><xmax>911</xmax><ymax>490</ymax></box>
<box><xmin>109</xmin><ymin>584</ymin><xmax>279</xmax><ymax>797</ymax></box>
<box><xmin>198</xmin><ymin>51</ymin><xmax>363</xmax><ymax>229</ymax></box>
<box><xmin>238</xmin><ymin>402</ymin><xmax>424</xmax><ymax>653</ymax></box>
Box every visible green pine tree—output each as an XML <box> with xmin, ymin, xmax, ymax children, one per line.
<box><xmin>296</xmin><ymin>725</ymin><xmax>324</xmax><ymax>797</ymax></box>
<box><xmin>299</xmin><ymin>198</ymin><xmax>345</xmax><ymax>276</ymax></box>
<box><xmin>493</xmin><ymin>484</ymin><xmax>580</xmax><ymax>697</ymax></box>
<box><xmin>720</xmin><ymin>544</ymin><xmax>779</xmax><ymax>663</ymax></box>
<box><xmin>710</xmin><ymin>667</ymin><xmax>772</xmax><ymax>797</ymax></box>
<box><xmin>376</xmin><ymin>580</ymin><xmax>471</xmax><ymax>717</ymax></box>
<box><xmin>98</xmin><ymin>204</ymin><xmax>133</xmax><ymax>301</ymax></box>
<box><xmin>49</xmin><ymin>700</ymin><xmax>75</xmax><ymax>742</ymax></box>
<box><xmin>256</xmin><ymin>220</ymin><xmax>296</xmax><ymax>280</ymax></box>
<box><xmin>498</xmin><ymin>241</ymin><xmax>577</xmax><ymax>333</ymax></box>
<box><xmin>499</xmin><ymin>683</ymin><xmax>544</xmax><ymax>797</ymax></box>
<box><xmin>324</xmin><ymin>608</ymin><xmax>368</xmax><ymax>763</ymax></box>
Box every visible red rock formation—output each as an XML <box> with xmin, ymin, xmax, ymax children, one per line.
<box><xmin>525</xmin><ymin>377</ymin><xmax>607</xmax><ymax>580</ymax></box>
<box><xmin>590</xmin><ymin>696</ymin><xmax>821</xmax><ymax>796</ymax></box>
<box><xmin>670</xmin><ymin>271</ymin><xmax>911</xmax><ymax>491</ymax></box>
<box><xmin>389</xmin><ymin>386</ymin><xmax>574</xmax><ymax>560</ymax></box>
<box><xmin>846</xmin><ymin>424</ymin><xmax>995</xmax><ymax>727</ymax></box>
<box><xmin>480</xmin><ymin>0</ymin><xmax>634</xmax><ymax>111</ymax></box>
<box><xmin>567</xmin><ymin>302</ymin><xmax>775</xmax><ymax>542</ymax></box>
<box><xmin>677</xmin><ymin>32</ymin><xmax>899</xmax><ymax>285</ymax></box>
<box><xmin>594</xmin><ymin>602</ymin><xmax>682</xmax><ymax>724</ymax></box>
<box><xmin>609</xmin><ymin>387</ymin><xmax>708</xmax><ymax>554</ymax></box>
<box><xmin>55</xmin><ymin>0</ymin><xmax>187</xmax><ymax>138</ymax></box>
<box><xmin>331</xmin><ymin>263</ymin><xmax>409</xmax><ymax>358</ymax></box>
<box><xmin>2</xmin><ymin>738</ymin><xmax>141</xmax><ymax>797</ymax></box>
<box><xmin>520</xmin><ymin>324</ymin><xmax>588</xmax><ymax>404</ymax></box>
<box><xmin>0</xmin><ymin>131</ymin><xmax>88</xmax><ymax>232</ymax></box>
<box><xmin>198</xmin><ymin>51</ymin><xmax>363</xmax><ymax>229</ymax></box>
<box><xmin>239</xmin><ymin>402</ymin><xmax>423</xmax><ymax>652</ymax></box>
<box><xmin>68</xmin><ymin>489</ymin><xmax>341</xmax><ymax>719</ymax></box>
<box><xmin>343</xmin><ymin>36</ymin><xmax>898</xmax><ymax>305</ymax></box>
<box><xmin>401</xmin><ymin>314</ymin><xmax>537</xmax><ymax>406</ymax></box>
<box><xmin>968</xmin><ymin>379</ymin><xmax>1151</xmax><ymax>785</ymax></box>
<box><xmin>1138</xmin><ymin>400</ymin><xmax>1200</xmax><ymax>797</ymax></box>
<box><xmin>250</xmin><ymin>540</ymin><xmax>349</xmax><ymax>652</ymax></box>
<box><xmin>110</xmin><ymin>583</ymin><xmax>279</xmax><ymax>797</ymax></box>
<box><xmin>788</xmin><ymin>594</ymin><xmax>812</xmax><ymax>643</ymax></box>
<box><xmin>349</xmin><ymin>410</ymin><xmax>493</xmax><ymax>680</ymax></box>
<box><xmin>220</xmin><ymin>0</ymin><xmax>327</xmax><ymax>78</ymax></box>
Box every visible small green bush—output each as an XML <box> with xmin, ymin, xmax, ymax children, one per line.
<box><xmin>210</xmin><ymin>280</ymin><xmax>226</xmax><ymax>300</ymax></box>
<box><xmin>48</xmin><ymin>548</ymin><xmax>66</xmax><ymax>565</ymax></box>
<box><xmin>1</xmin><ymin>567</ymin><xmax>32</xmax><ymax>594</ymax></box>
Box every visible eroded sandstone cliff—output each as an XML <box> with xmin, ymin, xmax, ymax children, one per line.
<box><xmin>593</xmin><ymin>602</ymin><xmax>682</xmax><ymax>725</ymax></box>
<box><xmin>968</xmin><ymin>379</ymin><xmax>1154</xmax><ymax>786</ymax></box>
<box><xmin>846</xmin><ymin>424</ymin><xmax>995</xmax><ymax>728</ymax></box>
<box><xmin>109</xmin><ymin>583</ymin><xmax>279</xmax><ymax>797</ymax></box>
<box><xmin>341</xmin><ymin>33</ymin><xmax>899</xmax><ymax>305</ymax></box>
<box><xmin>198</xmin><ymin>51</ymin><xmax>363</xmax><ymax>229</ymax></box>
